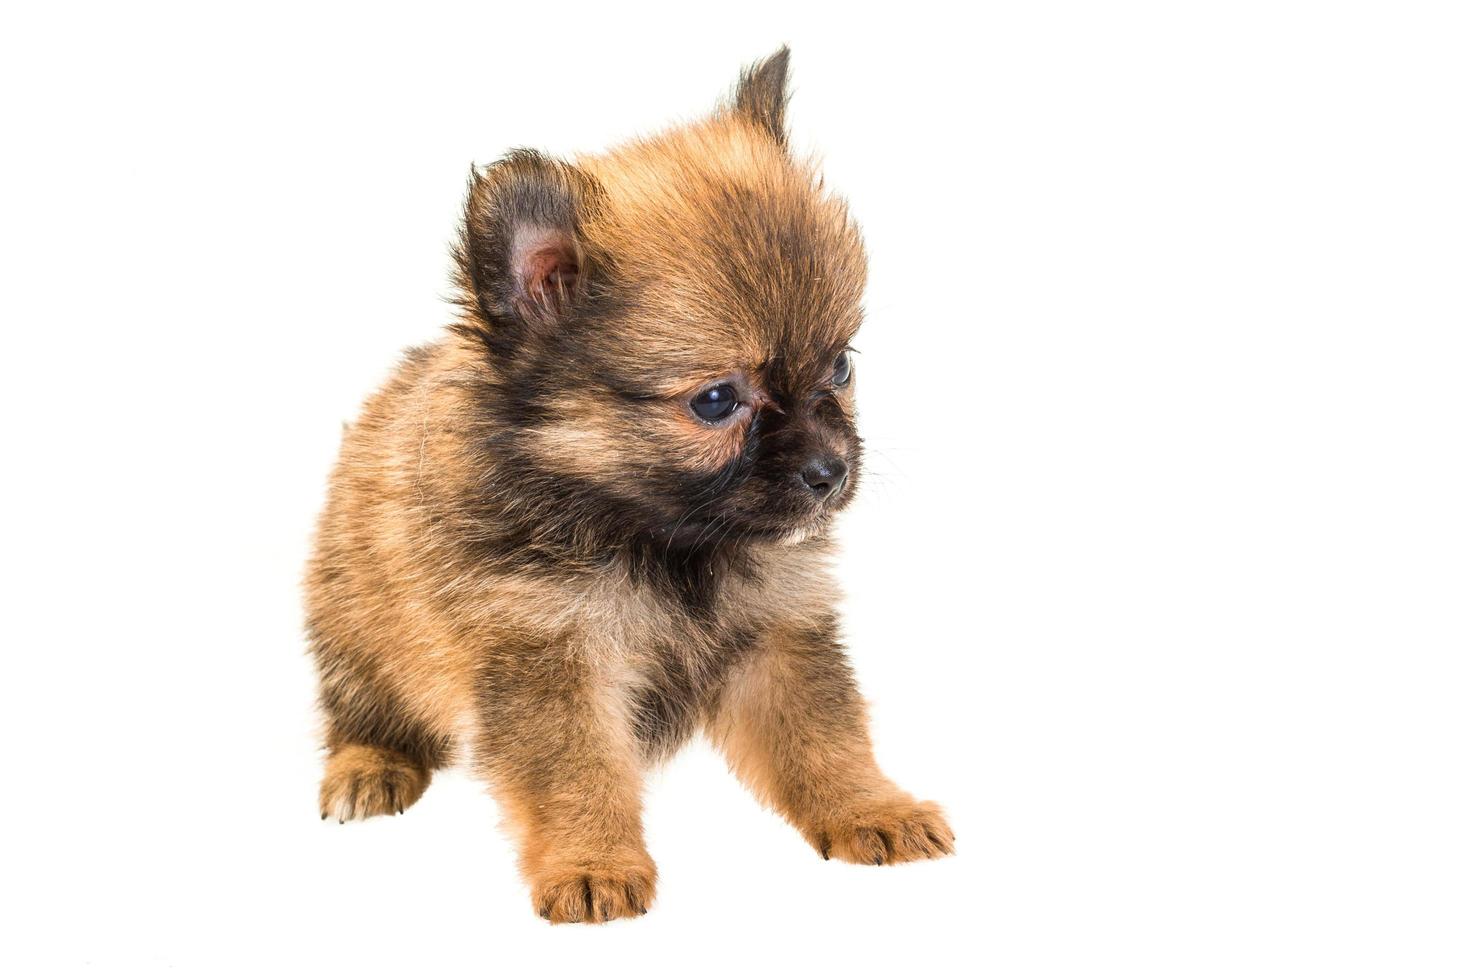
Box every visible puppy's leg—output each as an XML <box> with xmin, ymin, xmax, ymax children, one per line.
<box><xmin>314</xmin><ymin>645</ymin><xmax>449</xmax><ymax>822</ymax></box>
<box><xmin>707</xmin><ymin>623</ymin><xmax>954</xmax><ymax>865</ymax></box>
<box><xmin>476</xmin><ymin>647</ymin><xmax>654</xmax><ymax>924</ymax></box>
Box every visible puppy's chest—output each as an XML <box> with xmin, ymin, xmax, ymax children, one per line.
<box><xmin>617</xmin><ymin>546</ymin><xmax>829</xmax><ymax>760</ymax></box>
<box><xmin>624</xmin><ymin>594</ymin><xmax>764</xmax><ymax>760</ymax></box>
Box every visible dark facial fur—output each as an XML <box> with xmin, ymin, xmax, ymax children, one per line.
<box><xmin>306</xmin><ymin>48</ymin><xmax>952</xmax><ymax>924</ymax></box>
<box><xmin>452</xmin><ymin>71</ymin><xmax>868</xmax><ymax>571</ymax></box>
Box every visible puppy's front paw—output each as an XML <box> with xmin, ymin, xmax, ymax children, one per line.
<box><xmin>809</xmin><ymin>797</ymin><xmax>955</xmax><ymax>865</ymax></box>
<box><xmin>319</xmin><ymin>744</ymin><xmax>430</xmax><ymax>822</ymax></box>
<box><xmin>530</xmin><ymin>854</ymin><xmax>657</xmax><ymax>924</ymax></box>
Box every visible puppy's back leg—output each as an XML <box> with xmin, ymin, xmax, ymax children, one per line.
<box><xmin>313</xmin><ymin>640</ymin><xmax>451</xmax><ymax>822</ymax></box>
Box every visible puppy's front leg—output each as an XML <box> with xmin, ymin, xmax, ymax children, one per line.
<box><xmin>477</xmin><ymin>644</ymin><xmax>654</xmax><ymax>923</ymax></box>
<box><xmin>708</xmin><ymin>621</ymin><xmax>955</xmax><ymax>865</ymax></box>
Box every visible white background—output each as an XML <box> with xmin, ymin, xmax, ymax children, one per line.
<box><xmin>3</xmin><ymin>2</ymin><xmax>1467</xmax><ymax>976</ymax></box>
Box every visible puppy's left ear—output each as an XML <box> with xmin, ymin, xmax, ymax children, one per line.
<box><xmin>732</xmin><ymin>46</ymin><xmax>791</xmax><ymax>147</ymax></box>
<box><xmin>456</xmin><ymin>149</ymin><xmax>603</xmax><ymax>339</ymax></box>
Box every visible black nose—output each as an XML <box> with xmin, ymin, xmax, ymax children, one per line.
<box><xmin>799</xmin><ymin>455</ymin><xmax>848</xmax><ymax>500</ymax></box>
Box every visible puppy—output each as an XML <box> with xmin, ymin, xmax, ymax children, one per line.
<box><xmin>306</xmin><ymin>48</ymin><xmax>953</xmax><ymax>923</ymax></box>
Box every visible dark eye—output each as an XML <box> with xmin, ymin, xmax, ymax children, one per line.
<box><xmin>691</xmin><ymin>384</ymin><xmax>740</xmax><ymax>422</ymax></box>
<box><xmin>832</xmin><ymin>351</ymin><xmax>853</xmax><ymax>388</ymax></box>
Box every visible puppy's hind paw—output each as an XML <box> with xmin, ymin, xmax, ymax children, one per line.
<box><xmin>318</xmin><ymin>744</ymin><xmax>430</xmax><ymax>823</ymax></box>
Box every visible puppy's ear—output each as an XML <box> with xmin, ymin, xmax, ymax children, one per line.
<box><xmin>456</xmin><ymin>149</ymin><xmax>602</xmax><ymax>336</ymax></box>
<box><xmin>733</xmin><ymin>46</ymin><xmax>791</xmax><ymax>147</ymax></box>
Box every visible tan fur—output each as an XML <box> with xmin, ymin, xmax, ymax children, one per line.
<box><xmin>319</xmin><ymin>744</ymin><xmax>431</xmax><ymax>823</ymax></box>
<box><xmin>708</xmin><ymin>633</ymin><xmax>956</xmax><ymax>864</ymax></box>
<box><xmin>306</xmin><ymin>49</ymin><xmax>951</xmax><ymax>924</ymax></box>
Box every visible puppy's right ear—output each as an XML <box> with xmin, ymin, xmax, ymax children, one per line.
<box><xmin>455</xmin><ymin>150</ymin><xmax>603</xmax><ymax>340</ymax></box>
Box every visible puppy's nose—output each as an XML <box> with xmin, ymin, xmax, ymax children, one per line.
<box><xmin>799</xmin><ymin>455</ymin><xmax>848</xmax><ymax>500</ymax></box>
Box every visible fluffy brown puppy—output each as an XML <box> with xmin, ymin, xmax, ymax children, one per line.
<box><xmin>306</xmin><ymin>48</ymin><xmax>953</xmax><ymax>924</ymax></box>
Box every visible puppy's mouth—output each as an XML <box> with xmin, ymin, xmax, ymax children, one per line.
<box><xmin>656</xmin><ymin>463</ymin><xmax>856</xmax><ymax>549</ymax></box>
<box><xmin>656</xmin><ymin>505</ymin><xmax>836</xmax><ymax>549</ymax></box>
<box><xmin>718</xmin><ymin>499</ymin><xmax>845</xmax><ymax>545</ymax></box>
<box><xmin>776</xmin><ymin>518</ymin><xmax>826</xmax><ymax>546</ymax></box>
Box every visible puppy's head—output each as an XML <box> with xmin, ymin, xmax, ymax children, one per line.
<box><xmin>457</xmin><ymin>49</ymin><xmax>866</xmax><ymax>548</ymax></box>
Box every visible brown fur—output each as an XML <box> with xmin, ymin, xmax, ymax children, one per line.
<box><xmin>306</xmin><ymin>48</ymin><xmax>952</xmax><ymax>924</ymax></box>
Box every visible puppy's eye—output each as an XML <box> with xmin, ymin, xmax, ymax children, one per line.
<box><xmin>832</xmin><ymin>351</ymin><xmax>853</xmax><ymax>388</ymax></box>
<box><xmin>691</xmin><ymin>384</ymin><xmax>740</xmax><ymax>422</ymax></box>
